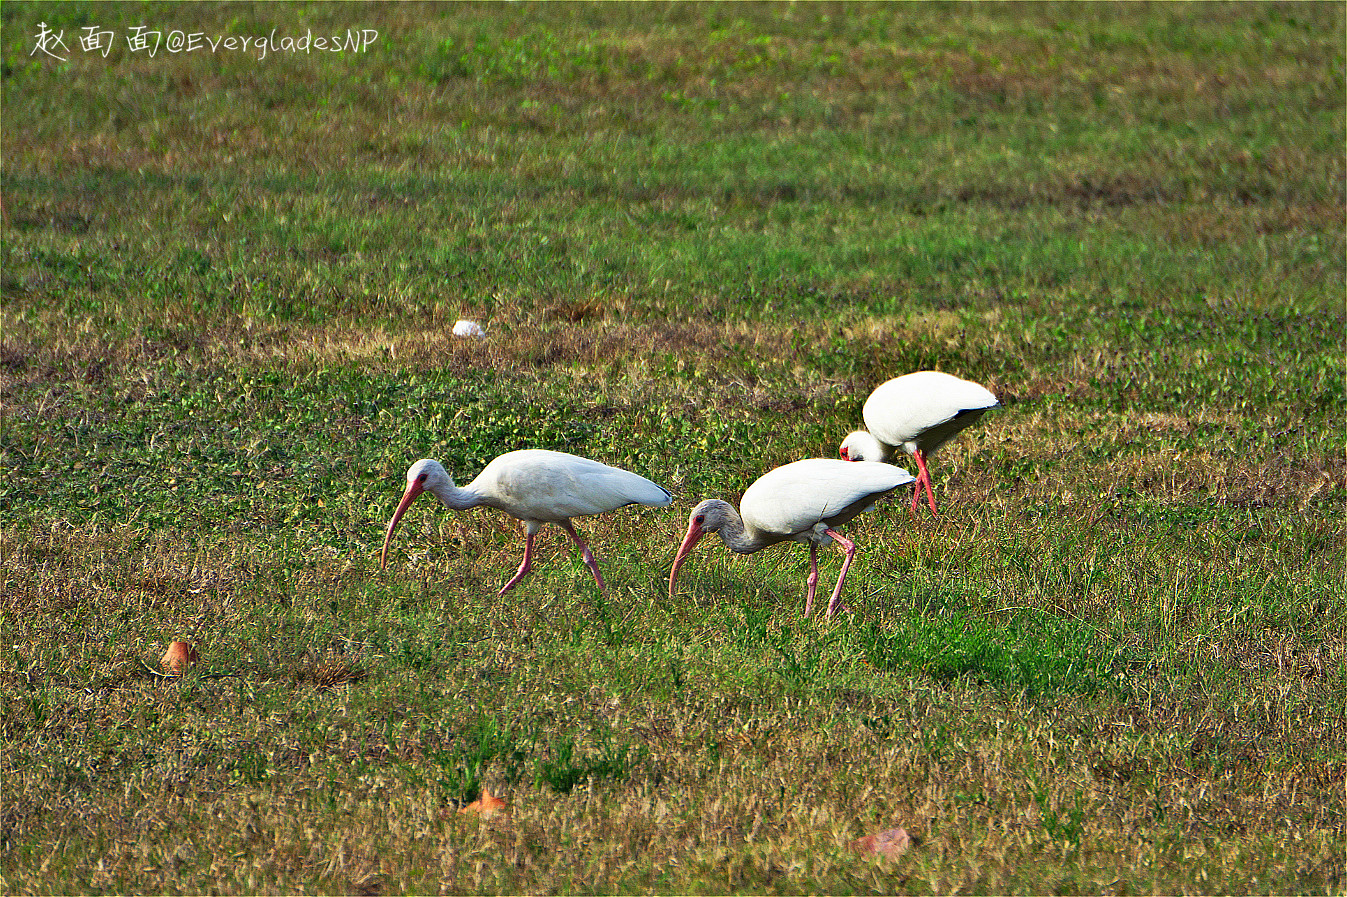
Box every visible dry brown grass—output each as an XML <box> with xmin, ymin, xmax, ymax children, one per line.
<box><xmin>4</xmin><ymin>495</ymin><xmax>1343</xmax><ymax>892</ymax></box>
<box><xmin>6</xmin><ymin>644</ymin><xmax>1339</xmax><ymax>893</ymax></box>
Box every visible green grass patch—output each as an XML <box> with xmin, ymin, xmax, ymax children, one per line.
<box><xmin>860</xmin><ymin>613</ymin><xmax>1127</xmax><ymax>697</ymax></box>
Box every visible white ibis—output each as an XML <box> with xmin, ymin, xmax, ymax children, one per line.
<box><xmin>839</xmin><ymin>371</ymin><xmax>999</xmax><ymax>517</ymax></box>
<box><xmin>668</xmin><ymin>459</ymin><xmax>914</xmax><ymax>619</ymax></box>
<box><xmin>381</xmin><ymin>450</ymin><xmax>672</xmax><ymax>596</ymax></box>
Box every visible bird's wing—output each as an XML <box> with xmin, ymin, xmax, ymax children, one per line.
<box><xmin>479</xmin><ymin>450</ymin><xmax>671</xmax><ymax>521</ymax></box>
<box><xmin>863</xmin><ymin>372</ymin><xmax>999</xmax><ymax>451</ymax></box>
<box><xmin>741</xmin><ymin>459</ymin><xmax>914</xmax><ymax>537</ymax></box>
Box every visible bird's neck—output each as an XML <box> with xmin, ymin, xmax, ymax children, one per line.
<box><xmin>715</xmin><ymin>512</ymin><xmax>769</xmax><ymax>555</ymax></box>
<box><xmin>428</xmin><ymin>481</ymin><xmax>481</xmax><ymax>511</ymax></box>
<box><xmin>866</xmin><ymin>432</ymin><xmax>896</xmax><ymax>462</ymax></box>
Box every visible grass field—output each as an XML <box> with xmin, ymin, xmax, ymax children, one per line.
<box><xmin>2</xmin><ymin>2</ymin><xmax>1344</xmax><ymax>893</ymax></box>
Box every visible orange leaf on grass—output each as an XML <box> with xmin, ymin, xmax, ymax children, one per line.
<box><xmin>160</xmin><ymin>641</ymin><xmax>198</xmax><ymax>675</ymax></box>
<box><xmin>458</xmin><ymin>787</ymin><xmax>508</xmax><ymax>819</ymax></box>
<box><xmin>850</xmin><ymin>826</ymin><xmax>912</xmax><ymax>860</ymax></box>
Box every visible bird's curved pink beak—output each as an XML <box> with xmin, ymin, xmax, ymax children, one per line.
<box><xmin>380</xmin><ymin>480</ymin><xmax>424</xmax><ymax>570</ymax></box>
<box><xmin>667</xmin><ymin>521</ymin><xmax>705</xmax><ymax>600</ymax></box>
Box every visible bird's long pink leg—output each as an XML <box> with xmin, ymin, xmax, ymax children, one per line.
<box><xmin>823</xmin><ymin>529</ymin><xmax>856</xmax><ymax>619</ymax></box>
<box><xmin>803</xmin><ymin>543</ymin><xmax>820</xmax><ymax>617</ymax></box>
<box><xmin>911</xmin><ymin>449</ymin><xmax>939</xmax><ymax>517</ymax></box>
<box><xmin>558</xmin><ymin>520</ymin><xmax>609</xmax><ymax>596</ymax></box>
<box><xmin>498</xmin><ymin>525</ymin><xmax>537</xmax><ymax>595</ymax></box>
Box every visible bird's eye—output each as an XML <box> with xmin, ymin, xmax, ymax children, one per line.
<box><xmin>417</xmin><ymin>473</ymin><xmax>428</xmax><ymax>483</ymax></box>
<box><xmin>694</xmin><ymin>514</ymin><xmax>705</xmax><ymax>526</ymax></box>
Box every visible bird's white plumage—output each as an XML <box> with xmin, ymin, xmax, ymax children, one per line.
<box><xmin>462</xmin><ymin>450</ymin><xmax>672</xmax><ymax>524</ymax></box>
<box><xmin>386</xmin><ymin>451</ymin><xmax>671</xmax><ymax>596</ymax></box>
<box><xmin>739</xmin><ymin>458</ymin><xmax>913</xmax><ymax>542</ymax></box>
<box><xmin>840</xmin><ymin>371</ymin><xmax>998</xmax><ymax>516</ymax></box>
<box><xmin>859</xmin><ymin>371</ymin><xmax>999</xmax><ymax>457</ymax></box>
<box><xmin>669</xmin><ymin>457</ymin><xmax>914</xmax><ymax>618</ymax></box>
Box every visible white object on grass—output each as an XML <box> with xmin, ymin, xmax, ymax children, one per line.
<box><xmin>668</xmin><ymin>458</ymin><xmax>914</xmax><ymax>619</ymax></box>
<box><xmin>381</xmin><ymin>452</ymin><xmax>672</xmax><ymax>597</ymax></box>
<box><xmin>840</xmin><ymin>371</ymin><xmax>999</xmax><ymax>517</ymax></box>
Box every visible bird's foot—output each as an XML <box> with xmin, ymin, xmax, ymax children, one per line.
<box><xmin>824</xmin><ymin>601</ymin><xmax>854</xmax><ymax>620</ymax></box>
<box><xmin>498</xmin><ymin>566</ymin><xmax>531</xmax><ymax>595</ymax></box>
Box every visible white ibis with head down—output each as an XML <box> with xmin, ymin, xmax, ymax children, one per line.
<box><xmin>381</xmin><ymin>450</ymin><xmax>672</xmax><ymax>596</ymax></box>
<box><xmin>668</xmin><ymin>458</ymin><xmax>914</xmax><ymax>619</ymax></box>
<box><xmin>840</xmin><ymin>371</ymin><xmax>999</xmax><ymax>517</ymax></box>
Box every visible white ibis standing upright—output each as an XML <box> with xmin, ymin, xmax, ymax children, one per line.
<box><xmin>381</xmin><ymin>450</ymin><xmax>672</xmax><ymax>596</ymax></box>
<box><xmin>839</xmin><ymin>371</ymin><xmax>999</xmax><ymax>517</ymax></box>
<box><xmin>668</xmin><ymin>459</ymin><xmax>914</xmax><ymax>619</ymax></box>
